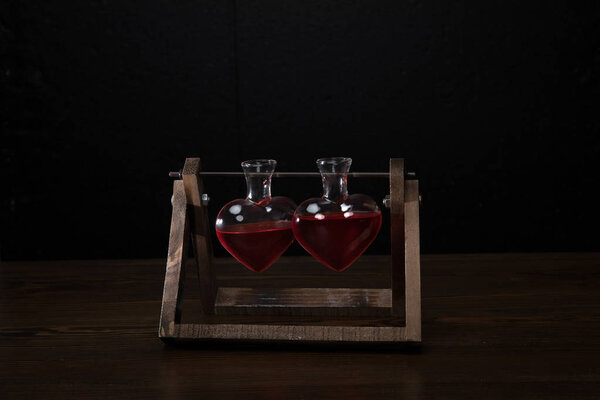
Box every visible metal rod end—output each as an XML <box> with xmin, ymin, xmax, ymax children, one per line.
<box><xmin>383</xmin><ymin>195</ymin><xmax>391</xmax><ymax>208</ymax></box>
<box><xmin>169</xmin><ymin>170</ymin><xmax>182</xmax><ymax>179</ymax></box>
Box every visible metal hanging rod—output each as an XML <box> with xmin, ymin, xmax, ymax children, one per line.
<box><xmin>168</xmin><ymin>171</ymin><xmax>416</xmax><ymax>179</ymax></box>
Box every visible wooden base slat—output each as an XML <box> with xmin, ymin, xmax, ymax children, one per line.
<box><xmin>214</xmin><ymin>287</ymin><xmax>393</xmax><ymax>316</ymax></box>
<box><xmin>173</xmin><ymin>323</ymin><xmax>412</xmax><ymax>344</ymax></box>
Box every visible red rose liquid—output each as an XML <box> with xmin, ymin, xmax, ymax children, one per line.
<box><xmin>216</xmin><ymin>220</ymin><xmax>294</xmax><ymax>272</ymax></box>
<box><xmin>292</xmin><ymin>211</ymin><xmax>382</xmax><ymax>271</ymax></box>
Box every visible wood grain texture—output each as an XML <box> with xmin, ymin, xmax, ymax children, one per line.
<box><xmin>182</xmin><ymin>158</ymin><xmax>216</xmax><ymax>314</ymax></box>
<box><xmin>174</xmin><ymin>323</ymin><xmax>409</xmax><ymax>343</ymax></box>
<box><xmin>214</xmin><ymin>287</ymin><xmax>392</xmax><ymax>316</ymax></box>
<box><xmin>404</xmin><ymin>179</ymin><xmax>421</xmax><ymax>341</ymax></box>
<box><xmin>389</xmin><ymin>158</ymin><xmax>405</xmax><ymax>317</ymax></box>
<box><xmin>159</xmin><ymin>180</ymin><xmax>188</xmax><ymax>338</ymax></box>
<box><xmin>2</xmin><ymin>254</ymin><xmax>600</xmax><ymax>399</ymax></box>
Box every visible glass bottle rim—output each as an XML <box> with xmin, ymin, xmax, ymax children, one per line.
<box><xmin>241</xmin><ymin>159</ymin><xmax>277</xmax><ymax>170</ymax></box>
<box><xmin>316</xmin><ymin>157</ymin><xmax>352</xmax><ymax>166</ymax></box>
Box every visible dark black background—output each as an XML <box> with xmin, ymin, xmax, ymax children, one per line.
<box><xmin>1</xmin><ymin>1</ymin><xmax>599</xmax><ymax>261</ymax></box>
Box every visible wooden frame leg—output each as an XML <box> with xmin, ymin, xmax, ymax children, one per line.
<box><xmin>159</xmin><ymin>180</ymin><xmax>188</xmax><ymax>338</ymax></box>
<box><xmin>404</xmin><ymin>179</ymin><xmax>421</xmax><ymax>341</ymax></box>
<box><xmin>182</xmin><ymin>158</ymin><xmax>216</xmax><ymax>315</ymax></box>
<box><xmin>390</xmin><ymin>158</ymin><xmax>405</xmax><ymax>318</ymax></box>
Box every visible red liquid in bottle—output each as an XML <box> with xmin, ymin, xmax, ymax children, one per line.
<box><xmin>292</xmin><ymin>211</ymin><xmax>382</xmax><ymax>272</ymax></box>
<box><xmin>216</xmin><ymin>221</ymin><xmax>294</xmax><ymax>272</ymax></box>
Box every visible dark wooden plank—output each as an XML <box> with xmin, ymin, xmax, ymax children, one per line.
<box><xmin>214</xmin><ymin>287</ymin><xmax>391</xmax><ymax>316</ymax></box>
<box><xmin>389</xmin><ymin>158</ymin><xmax>405</xmax><ymax>317</ymax></box>
<box><xmin>2</xmin><ymin>253</ymin><xmax>600</xmax><ymax>399</ymax></box>
<box><xmin>190</xmin><ymin>312</ymin><xmax>404</xmax><ymax>327</ymax></box>
<box><xmin>174</xmin><ymin>323</ymin><xmax>408</xmax><ymax>343</ymax></box>
<box><xmin>182</xmin><ymin>158</ymin><xmax>217</xmax><ymax>314</ymax></box>
<box><xmin>404</xmin><ymin>179</ymin><xmax>421</xmax><ymax>341</ymax></box>
<box><xmin>158</xmin><ymin>180</ymin><xmax>188</xmax><ymax>338</ymax></box>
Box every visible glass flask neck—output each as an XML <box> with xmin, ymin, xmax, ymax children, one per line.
<box><xmin>242</xmin><ymin>159</ymin><xmax>276</xmax><ymax>203</ymax></box>
<box><xmin>317</xmin><ymin>157</ymin><xmax>352</xmax><ymax>203</ymax></box>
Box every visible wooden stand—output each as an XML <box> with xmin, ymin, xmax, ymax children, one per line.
<box><xmin>159</xmin><ymin>158</ymin><xmax>421</xmax><ymax>345</ymax></box>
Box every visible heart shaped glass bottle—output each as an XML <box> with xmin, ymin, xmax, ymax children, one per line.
<box><xmin>216</xmin><ymin>160</ymin><xmax>296</xmax><ymax>272</ymax></box>
<box><xmin>292</xmin><ymin>157</ymin><xmax>382</xmax><ymax>271</ymax></box>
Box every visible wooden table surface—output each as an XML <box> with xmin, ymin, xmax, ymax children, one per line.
<box><xmin>1</xmin><ymin>253</ymin><xmax>599</xmax><ymax>399</ymax></box>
